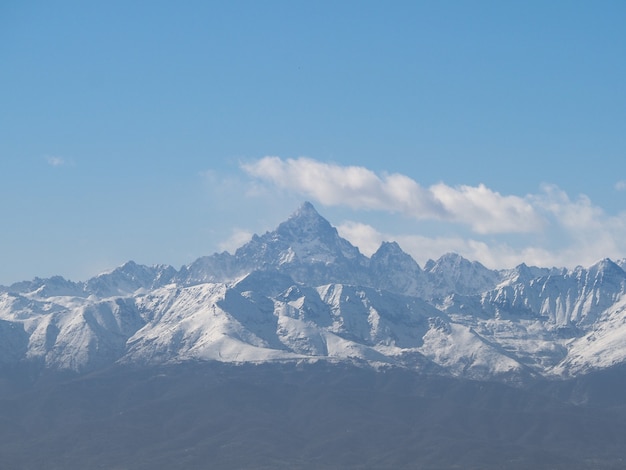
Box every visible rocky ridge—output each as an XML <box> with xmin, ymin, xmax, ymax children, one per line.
<box><xmin>1</xmin><ymin>202</ymin><xmax>626</xmax><ymax>381</ymax></box>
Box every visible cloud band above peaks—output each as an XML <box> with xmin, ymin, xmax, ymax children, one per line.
<box><xmin>242</xmin><ymin>156</ymin><xmax>543</xmax><ymax>234</ymax></box>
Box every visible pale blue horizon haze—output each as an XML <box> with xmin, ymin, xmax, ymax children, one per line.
<box><xmin>1</xmin><ymin>1</ymin><xmax>625</xmax><ymax>285</ymax></box>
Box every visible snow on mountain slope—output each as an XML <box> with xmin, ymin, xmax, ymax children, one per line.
<box><xmin>420</xmin><ymin>321</ymin><xmax>527</xmax><ymax>380</ymax></box>
<box><xmin>478</xmin><ymin>258</ymin><xmax>626</xmax><ymax>328</ymax></box>
<box><xmin>2</xmin><ymin>202</ymin><xmax>626</xmax><ymax>381</ymax></box>
<box><xmin>126</xmin><ymin>282</ymin><xmax>303</xmax><ymax>364</ymax></box>
<box><xmin>0</xmin><ymin>291</ymin><xmax>145</xmax><ymax>372</ymax></box>
<box><xmin>125</xmin><ymin>277</ymin><xmax>447</xmax><ymax>371</ymax></box>
<box><xmin>32</xmin><ymin>297</ymin><xmax>144</xmax><ymax>371</ymax></box>
<box><xmin>552</xmin><ymin>295</ymin><xmax>626</xmax><ymax>376</ymax></box>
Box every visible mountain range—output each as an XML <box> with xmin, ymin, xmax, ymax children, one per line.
<box><xmin>2</xmin><ymin>201</ymin><xmax>626</xmax><ymax>383</ymax></box>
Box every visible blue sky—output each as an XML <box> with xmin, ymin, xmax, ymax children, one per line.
<box><xmin>1</xmin><ymin>1</ymin><xmax>625</xmax><ymax>284</ymax></box>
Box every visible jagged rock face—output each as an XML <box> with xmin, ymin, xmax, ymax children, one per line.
<box><xmin>178</xmin><ymin>201</ymin><xmax>372</xmax><ymax>287</ymax></box>
<box><xmin>424</xmin><ymin>253</ymin><xmax>501</xmax><ymax>298</ymax></box>
<box><xmin>236</xmin><ymin>219</ymin><xmax>370</xmax><ymax>287</ymax></box>
<box><xmin>1</xmin><ymin>202</ymin><xmax>626</xmax><ymax>382</ymax></box>
<box><xmin>370</xmin><ymin>241</ymin><xmax>426</xmax><ymax>298</ymax></box>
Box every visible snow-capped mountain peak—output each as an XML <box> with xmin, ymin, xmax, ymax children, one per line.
<box><xmin>237</xmin><ymin>201</ymin><xmax>363</xmax><ymax>265</ymax></box>
<box><xmin>275</xmin><ymin>201</ymin><xmax>335</xmax><ymax>241</ymax></box>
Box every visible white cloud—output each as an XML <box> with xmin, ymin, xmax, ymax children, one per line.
<box><xmin>337</xmin><ymin>185</ymin><xmax>626</xmax><ymax>269</ymax></box>
<box><xmin>530</xmin><ymin>185</ymin><xmax>626</xmax><ymax>263</ymax></box>
<box><xmin>337</xmin><ymin>221</ymin><xmax>527</xmax><ymax>268</ymax></box>
<box><xmin>429</xmin><ymin>182</ymin><xmax>543</xmax><ymax>234</ymax></box>
<box><xmin>242</xmin><ymin>157</ymin><xmax>626</xmax><ymax>269</ymax></box>
<box><xmin>218</xmin><ymin>229</ymin><xmax>253</xmax><ymax>254</ymax></box>
<box><xmin>336</xmin><ymin>222</ymin><xmax>386</xmax><ymax>256</ymax></box>
<box><xmin>337</xmin><ymin>220</ymin><xmax>623</xmax><ymax>270</ymax></box>
<box><xmin>615</xmin><ymin>180</ymin><xmax>626</xmax><ymax>191</ymax></box>
<box><xmin>45</xmin><ymin>155</ymin><xmax>66</xmax><ymax>167</ymax></box>
<box><xmin>242</xmin><ymin>156</ymin><xmax>543</xmax><ymax>234</ymax></box>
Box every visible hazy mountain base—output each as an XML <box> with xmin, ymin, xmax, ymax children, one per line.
<box><xmin>0</xmin><ymin>362</ymin><xmax>625</xmax><ymax>470</ymax></box>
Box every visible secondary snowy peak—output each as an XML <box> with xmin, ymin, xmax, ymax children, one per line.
<box><xmin>371</xmin><ymin>241</ymin><xmax>420</xmax><ymax>269</ymax></box>
<box><xmin>424</xmin><ymin>253</ymin><xmax>501</xmax><ymax>297</ymax></box>
<box><xmin>0</xmin><ymin>262</ymin><xmax>177</xmax><ymax>300</ymax></box>
<box><xmin>585</xmin><ymin>258</ymin><xmax>626</xmax><ymax>282</ymax></box>
<box><xmin>370</xmin><ymin>242</ymin><xmax>425</xmax><ymax>297</ymax></box>
<box><xmin>3</xmin><ymin>275</ymin><xmax>85</xmax><ymax>298</ymax></box>
<box><xmin>86</xmin><ymin>261</ymin><xmax>176</xmax><ymax>297</ymax></box>
<box><xmin>498</xmin><ymin>263</ymin><xmax>556</xmax><ymax>286</ymax></box>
